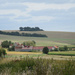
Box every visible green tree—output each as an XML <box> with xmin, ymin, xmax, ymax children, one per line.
<box><xmin>1</xmin><ymin>40</ymin><xmax>13</xmax><ymax>48</ymax></box>
<box><xmin>0</xmin><ymin>48</ymin><xmax>2</xmax><ymax>57</ymax></box>
<box><xmin>64</xmin><ymin>45</ymin><xmax>68</xmax><ymax>51</ymax></box>
<box><xmin>2</xmin><ymin>49</ymin><xmax>6</xmax><ymax>57</ymax></box>
<box><xmin>43</xmin><ymin>47</ymin><xmax>49</xmax><ymax>54</ymax></box>
<box><xmin>0</xmin><ymin>48</ymin><xmax>6</xmax><ymax>58</ymax></box>
<box><xmin>8</xmin><ymin>46</ymin><xmax>15</xmax><ymax>51</ymax></box>
<box><xmin>19</xmin><ymin>27</ymin><xmax>24</xmax><ymax>31</ymax></box>
<box><xmin>23</xmin><ymin>41</ymin><xmax>36</xmax><ymax>46</ymax></box>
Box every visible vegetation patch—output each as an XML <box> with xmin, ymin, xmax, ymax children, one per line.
<box><xmin>0</xmin><ymin>57</ymin><xmax>75</xmax><ymax>75</ymax></box>
<box><xmin>0</xmin><ymin>31</ymin><xmax>47</xmax><ymax>37</ymax></box>
<box><xmin>48</xmin><ymin>51</ymin><xmax>75</xmax><ymax>56</ymax></box>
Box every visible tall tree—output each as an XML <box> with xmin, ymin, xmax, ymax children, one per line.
<box><xmin>19</xmin><ymin>27</ymin><xmax>24</xmax><ymax>31</ymax></box>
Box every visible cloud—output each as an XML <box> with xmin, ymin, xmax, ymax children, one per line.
<box><xmin>15</xmin><ymin>16</ymin><xmax>55</xmax><ymax>22</ymax></box>
<box><xmin>0</xmin><ymin>2</ymin><xmax>75</xmax><ymax>23</ymax></box>
<box><xmin>23</xmin><ymin>2</ymin><xmax>75</xmax><ymax>11</ymax></box>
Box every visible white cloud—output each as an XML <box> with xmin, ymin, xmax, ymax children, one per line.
<box><xmin>0</xmin><ymin>9</ymin><xmax>31</xmax><ymax>20</ymax></box>
<box><xmin>0</xmin><ymin>2</ymin><xmax>75</xmax><ymax>22</ymax></box>
<box><xmin>23</xmin><ymin>2</ymin><xmax>75</xmax><ymax>12</ymax></box>
<box><xmin>15</xmin><ymin>16</ymin><xmax>55</xmax><ymax>22</ymax></box>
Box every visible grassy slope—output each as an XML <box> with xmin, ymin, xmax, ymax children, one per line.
<box><xmin>0</xmin><ymin>30</ymin><xmax>75</xmax><ymax>46</ymax></box>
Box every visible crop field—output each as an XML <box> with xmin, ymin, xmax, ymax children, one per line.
<box><xmin>0</xmin><ymin>32</ymin><xmax>75</xmax><ymax>47</ymax></box>
<box><xmin>48</xmin><ymin>51</ymin><xmax>75</xmax><ymax>56</ymax></box>
<box><xmin>5</xmin><ymin>48</ymin><xmax>75</xmax><ymax>60</ymax></box>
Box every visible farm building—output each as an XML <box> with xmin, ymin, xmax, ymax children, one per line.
<box><xmin>9</xmin><ymin>42</ymin><xmax>59</xmax><ymax>52</ymax></box>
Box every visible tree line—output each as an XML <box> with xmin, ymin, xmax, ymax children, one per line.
<box><xmin>19</xmin><ymin>27</ymin><xmax>44</xmax><ymax>31</ymax></box>
<box><xmin>0</xmin><ymin>31</ymin><xmax>47</xmax><ymax>37</ymax></box>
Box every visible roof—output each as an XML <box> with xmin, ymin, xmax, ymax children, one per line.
<box><xmin>33</xmin><ymin>46</ymin><xmax>53</xmax><ymax>50</ymax></box>
<box><xmin>54</xmin><ymin>46</ymin><xmax>58</xmax><ymax>48</ymax></box>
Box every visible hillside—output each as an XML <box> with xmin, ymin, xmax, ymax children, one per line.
<box><xmin>0</xmin><ymin>30</ymin><xmax>75</xmax><ymax>46</ymax></box>
<box><xmin>2</xmin><ymin>30</ymin><xmax>75</xmax><ymax>39</ymax></box>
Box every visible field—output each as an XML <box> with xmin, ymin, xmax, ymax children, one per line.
<box><xmin>0</xmin><ymin>55</ymin><xmax>75</xmax><ymax>75</ymax></box>
<box><xmin>4</xmin><ymin>48</ymin><xmax>75</xmax><ymax>60</ymax></box>
<box><xmin>0</xmin><ymin>31</ymin><xmax>75</xmax><ymax>47</ymax></box>
<box><xmin>0</xmin><ymin>49</ymin><xmax>75</xmax><ymax>75</ymax></box>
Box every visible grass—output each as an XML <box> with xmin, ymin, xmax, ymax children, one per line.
<box><xmin>4</xmin><ymin>48</ymin><xmax>75</xmax><ymax>60</ymax></box>
<box><xmin>48</xmin><ymin>51</ymin><xmax>75</xmax><ymax>56</ymax></box>
<box><xmin>0</xmin><ymin>56</ymin><xmax>75</xmax><ymax>75</ymax></box>
<box><xmin>0</xmin><ymin>34</ymin><xmax>75</xmax><ymax>47</ymax></box>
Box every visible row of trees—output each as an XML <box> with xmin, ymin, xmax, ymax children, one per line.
<box><xmin>0</xmin><ymin>31</ymin><xmax>47</xmax><ymax>37</ymax></box>
<box><xmin>19</xmin><ymin>27</ymin><xmax>44</xmax><ymax>31</ymax></box>
<box><xmin>0</xmin><ymin>48</ymin><xmax>6</xmax><ymax>58</ymax></box>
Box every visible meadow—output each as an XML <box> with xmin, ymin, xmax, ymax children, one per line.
<box><xmin>1</xmin><ymin>30</ymin><xmax>75</xmax><ymax>47</ymax></box>
<box><xmin>0</xmin><ymin>31</ymin><xmax>75</xmax><ymax>75</ymax></box>
<box><xmin>0</xmin><ymin>56</ymin><xmax>75</xmax><ymax>75</ymax></box>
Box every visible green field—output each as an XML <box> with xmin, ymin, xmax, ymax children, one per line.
<box><xmin>48</xmin><ymin>51</ymin><xmax>75</xmax><ymax>56</ymax></box>
<box><xmin>0</xmin><ymin>55</ymin><xmax>75</xmax><ymax>75</ymax></box>
<box><xmin>0</xmin><ymin>31</ymin><xmax>75</xmax><ymax>47</ymax></box>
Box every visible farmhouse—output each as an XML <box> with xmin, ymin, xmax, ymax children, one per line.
<box><xmin>10</xmin><ymin>42</ymin><xmax>59</xmax><ymax>52</ymax></box>
<box><xmin>33</xmin><ymin>46</ymin><xmax>53</xmax><ymax>51</ymax></box>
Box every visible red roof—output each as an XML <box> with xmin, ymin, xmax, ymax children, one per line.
<box><xmin>15</xmin><ymin>45</ymin><xmax>53</xmax><ymax>50</ymax></box>
<box><xmin>33</xmin><ymin>46</ymin><xmax>53</xmax><ymax>50</ymax></box>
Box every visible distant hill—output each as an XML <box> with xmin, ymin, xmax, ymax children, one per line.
<box><xmin>1</xmin><ymin>30</ymin><xmax>75</xmax><ymax>46</ymax></box>
<box><xmin>2</xmin><ymin>30</ymin><xmax>75</xmax><ymax>39</ymax></box>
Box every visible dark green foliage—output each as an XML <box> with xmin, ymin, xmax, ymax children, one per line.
<box><xmin>0</xmin><ymin>57</ymin><xmax>75</xmax><ymax>75</ymax></box>
<box><xmin>0</xmin><ymin>49</ymin><xmax>2</xmax><ymax>57</ymax></box>
<box><xmin>19</xmin><ymin>27</ymin><xmax>24</xmax><ymax>31</ymax></box>
<box><xmin>19</xmin><ymin>27</ymin><xmax>44</xmax><ymax>31</ymax></box>
<box><xmin>1</xmin><ymin>40</ymin><xmax>13</xmax><ymax>48</ymax></box>
<box><xmin>0</xmin><ymin>48</ymin><xmax>6</xmax><ymax>58</ymax></box>
<box><xmin>2</xmin><ymin>49</ymin><xmax>6</xmax><ymax>57</ymax></box>
<box><xmin>23</xmin><ymin>41</ymin><xmax>36</xmax><ymax>46</ymax></box>
<box><xmin>64</xmin><ymin>45</ymin><xmax>68</xmax><ymax>51</ymax></box>
<box><xmin>59</xmin><ymin>47</ymin><xmax>65</xmax><ymax>51</ymax></box>
<box><xmin>0</xmin><ymin>30</ymin><xmax>47</xmax><ymax>37</ymax></box>
<box><xmin>8</xmin><ymin>46</ymin><xmax>15</xmax><ymax>51</ymax></box>
<box><xmin>43</xmin><ymin>47</ymin><xmax>49</xmax><ymax>54</ymax></box>
<box><xmin>59</xmin><ymin>46</ymin><xmax>68</xmax><ymax>51</ymax></box>
<box><xmin>54</xmin><ymin>48</ymin><xmax>58</xmax><ymax>51</ymax></box>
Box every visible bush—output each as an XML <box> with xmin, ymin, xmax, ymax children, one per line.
<box><xmin>1</xmin><ymin>40</ymin><xmax>13</xmax><ymax>48</ymax></box>
<box><xmin>54</xmin><ymin>48</ymin><xmax>58</xmax><ymax>51</ymax></box>
<box><xmin>64</xmin><ymin>45</ymin><xmax>68</xmax><ymax>51</ymax></box>
<box><xmin>8</xmin><ymin>46</ymin><xmax>15</xmax><ymax>51</ymax></box>
<box><xmin>59</xmin><ymin>47</ymin><xmax>65</xmax><ymax>51</ymax></box>
<box><xmin>43</xmin><ymin>47</ymin><xmax>49</xmax><ymax>54</ymax></box>
<box><xmin>0</xmin><ymin>48</ymin><xmax>6</xmax><ymax>58</ymax></box>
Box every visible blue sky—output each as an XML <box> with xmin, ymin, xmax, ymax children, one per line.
<box><xmin>0</xmin><ymin>0</ymin><xmax>75</xmax><ymax>32</ymax></box>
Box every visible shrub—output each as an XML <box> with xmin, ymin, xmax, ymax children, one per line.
<box><xmin>64</xmin><ymin>45</ymin><xmax>68</xmax><ymax>51</ymax></box>
<box><xmin>0</xmin><ymin>48</ymin><xmax>6</xmax><ymax>58</ymax></box>
<box><xmin>54</xmin><ymin>48</ymin><xmax>58</xmax><ymax>51</ymax></box>
<box><xmin>0</xmin><ymin>49</ymin><xmax>2</xmax><ymax>57</ymax></box>
<box><xmin>8</xmin><ymin>46</ymin><xmax>15</xmax><ymax>51</ymax></box>
<box><xmin>1</xmin><ymin>40</ymin><xmax>13</xmax><ymax>48</ymax></box>
<box><xmin>43</xmin><ymin>47</ymin><xmax>49</xmax><ymax>54</ymax></box>
<box><xmin>59</xmin><ymin>47</ymin><xmax>65</xmax><ymax>51</ymax></box>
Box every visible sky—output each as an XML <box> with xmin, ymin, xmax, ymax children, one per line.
<box><xmin>0</xmin><ymin>0</ymin><xmax>75</xmax><ymax>32</ymax></box>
